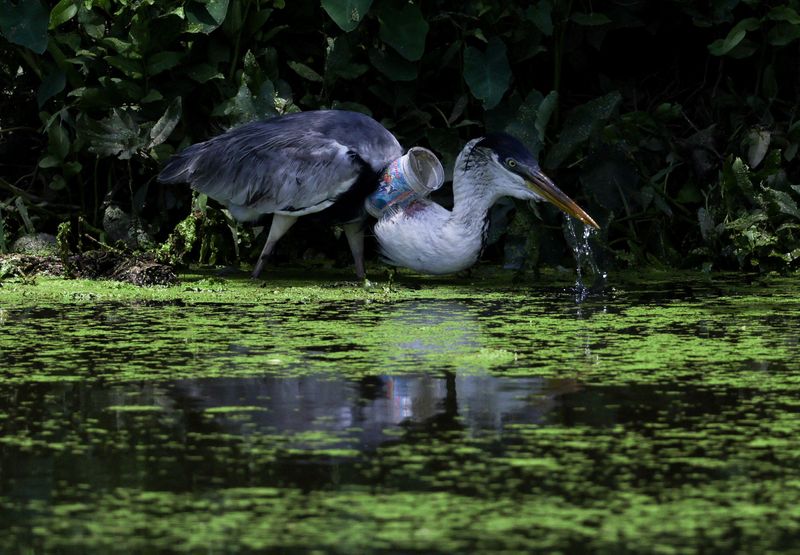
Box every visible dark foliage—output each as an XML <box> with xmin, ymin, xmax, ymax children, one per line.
<box><xmin>1</xmin><ymin>0</ymin><xmax>799</xmax><ymax>272</ymax></box>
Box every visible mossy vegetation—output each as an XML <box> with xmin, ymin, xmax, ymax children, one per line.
<box><xmin>1</xmin><ymin>269</ymin><xmax>799</xmax><ymax>552</ymax></box>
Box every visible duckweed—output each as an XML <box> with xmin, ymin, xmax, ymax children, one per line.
<box><xmin>1</xmin><ymin>268</ymin><xmax>799</xmax><ymax>552</ymax></box>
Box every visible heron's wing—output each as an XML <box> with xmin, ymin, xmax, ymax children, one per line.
<box><xmin>158</xmin><ymin>111</ymin><xmax>403</xmax><ymax>217</ymax></box>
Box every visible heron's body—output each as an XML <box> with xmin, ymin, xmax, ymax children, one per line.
<box><xmin>376</xmin><ymin>200</ymin><xmax>486</xmax><ymax>274</ymax></box>
<box><xmin>375</xmin><ymin>138</ymin><xmax>501</xmax><ymax>274</ymax></box>
<box><xmin>158</xmin><ymin>110</ymin><xmax>402</xmax><ymax>277</ymax></box>
<box><xmin>376</xmin><ymin>134</ymin><xmax>601</xmax><ymax>274</ymax></box>
<box><xmin>159</xmin><ymin>110</ymin><xmax>598</xmax><ymax>278</ymax></box>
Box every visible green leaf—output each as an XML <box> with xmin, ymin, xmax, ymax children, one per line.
<box><xmin>761</xmin><ymin>64</ymin><xmax>778</xmax><ymax>99</ymax></box>
<box><xmin>504</xmin><ymin>90</ymin><xmax>556</xmax><ymax>159</ymax></box>
<box><xmin>785</xmin><ymin>143</ymin><xmax>798</xmax><ymax>162</ymax></box>
<box><xmin>63</xmin><ymin>161</ymin><xmax>82</xmax><ymax>176</ymax></box>
<box><xmin>368</xmin><ymin>47</ymin><xmax>417</xmax><ymax>81</ymax></box>
<box><xmin>49</xmin><ymin>175</ymin><xmax>67</xmax><ymax>191</ymax></box>
<box><xmin>49</xmin><ymin>0</ymin><xmax>78</xmax><ymax>29</ymax></box>
<box><xmin>67</xmin><ymin>86</ymin><xmax>109</xmax><ymax>109</ymax></box>
<box><xmin>579</xmin><ymin>154</ymin><xmax>638</xmax><ymax>212</ymax></box>
<box><xmin>242</xmin><ymin>49</ymin><xmax>261</xmax><ymax>81</ymax></box>
<box><xmin>325</xmin><ymin>37</ymin><xmax>369</xmax><ymax>81</ymax></box>
<box><xmin>186</xmin><ymin>0</ymin><xmax>230</xmax><ymax>34</ymax></box>
<box><xmin>526</xmin><ymin>2</ymin><xmax>553</xmax><ymax>36</ymax></box>
<box><xmin>187</xmin><ymin>64</ymin><xmax>223</xmax><ymax>83</ymax></box>
<box><xmin>100</xmin><ymin>37</ymin><xmax>133</xmax><ymax>54</ymax></box>
<box><xmin>14</xmin><ymin>197</ymin><xmax>35</xmax><ymax>234</ymax></box>
<box><xmin>770</xmin><ymin>246</ymin><xmax>800</xmax><ymax>263</ymax></box>
<box><xmin>213</xmin><ymin>80</ymin><xmax>277</xmax><ymax>125</ymax></box>
<box><xmin>37</xmin><ymin>68</ymin><xmax>66</xmax><ymax>107</ymax></box>
<box><xmin>222</xmin><ymin>0</ymin><xmax>245</xmax><ymax>34</ymax></box>
<box><xmin>571</xmin><ymin>12</ymin><xmax>612</xmax><ymax>26</ymax></box>
<box><xmin>148</xmin><ymin>97</ymin><xmax>182</xmax><ymax>148</ymax></box>
<box><xmin>38</xmin><ymin>155</ymin><xmax>62</xmax><ymax>169</ymax></box>
<box><xmin>245</xmin><ymin>8</ymin><xmax>273</xmax><ymax>36</ymax></box>
<box><xmin>698</xmin><ymin>207</ymin><xmax>716</xmax><ymax>242</ymax></box>
<box><xmin>79</xmin><ymin>109</ymin><xmax>145</xmax><ymax>160</ymax></box>
<box><xmin>725</xmin><ymin>210</ymin><xmax>768</xmax><ymax>233</ymax></box>
<box><xmin>766</xmin><ymin>188</ymin><xmax>800</xmax><ymax>220</ymax></box>
<box><xmin>0</xmin><ymin>0</ymin><xmax>49</xmax><ymax>53</ymax></box>
<box><xmin>545</xmin><ymin>91</ymin><xmax>622</xmax><ymax>169</ymax></box>
<box><xmin>767</xmin><ymin>22</ymin><xmax>800</xmax><ymax>46</ymax></box>
<box><xmin>106</xmin><ymin>78</ymin><xmax>145</xmax><ymax>103</ymax></box>
<box><xmin>48</xmin><ymin>125</ymin><xmax>70</xmax><ymax>160</ymax></box>
<box><xmin>767</xmin><ymin>6</ymin><xmax>800</xmax><ymax>24</ymax></box>
<box><xmin>322</xmin><ymin>0</ymin><xmax>372</xmax><ymax>32</ymax></box>
<box><xmin>746</xmin><ymin>127</ymin><xmax>771</xmax><ymax>167</ymax></box>
<box><xmin>651</xmin><ymin>187</ymin><xmax>673</xmax><ymax>217</ymax></box>
<box><xmin>378</xmin><ymin>2</ymin><xmax>429</xmax><ymax>62</ymax></box>
<box><xmin>105</xmin><ymin>55</ymin><xmax>144</xmax><ymax>78</ymax></box>
<box><xmin>287</xmin><ymin>61</ymin><xmax>323</xmax><ymax>83</ymax></box>
<box><xmin>78</xmin><ymin>7</ymin><xmax>105</xmax><ymax>38</ymax></box>
<box><xmin>54</xmin><ymin>30</ymin><xmax>80</xmax><ymax>53</ymax></box>
<box><xmin>708</xmin><ymin>17</ymin><xmax>760</xmax><ymax>56</ymax></box>
<box><xmin>463</xmin><ymin>37</ymin><xmax>512</xmax><ymax>110</ymax></box>
<box><xmin>204</xmin><ymin>0</ymin><xmax>230</xmax><ymax>25</ymax></box>
<box><xmin>147</xmin><ymin>52</ymin><xmax>184</xmax><ymax>76</ymax></box>
<box><xmin>535</xmin><ymin>91</ymin><xmax>558</xmax><ymax>142</ymax></box>
<box><xmin>724</xmin><ymin>156</ymin><xmax>756</xmax><ymax>198</ymax></box>
<box><xmin>141</xmin><ymin>89</ymin><xmax>164</xmax><ymax>103</ymax></box>
<box><xmin>727</xmin><ymin>38</ymin><xmax>758</xmax><ymax>58</ymax></box>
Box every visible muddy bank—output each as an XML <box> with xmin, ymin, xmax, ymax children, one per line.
<box><xmin>0</xmin><ymin>251</ymin><xmax>176</xmax><ymax>286</ymax></box>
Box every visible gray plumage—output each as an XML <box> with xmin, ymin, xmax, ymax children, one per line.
<box><xmin>375</xmin><ymin>134</ymin><xmax>600</xmax><ymax>274</ymax></box>
<box><xmin>158</xmin><ymin>110</ymin><xmax>404</xmax><ymax>278</ymax></box>
<box><xmin>159</xmin><ymin>110</ymin><xmax>402</xmax><ymax>221</ymax></box>
<box><xmin>159</xmin><ymin>111</ymin><xmax>599</xmax><ymax>279</ymax></box>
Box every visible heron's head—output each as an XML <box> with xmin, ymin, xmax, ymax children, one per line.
<box><xmin>456</xmin><ymin>133</ymin><xmax>599</xmax><ymax>229</ymax></box>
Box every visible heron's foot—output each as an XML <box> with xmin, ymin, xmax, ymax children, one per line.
<box><xmin>251</xmin><ymin>258</ymin><xmax>268</xmax><ymax>280</ymax></box>
<box><xmin>361</xmin><ymin>277</ymin><xmax>374</xmax><ymax>289</ymax></box>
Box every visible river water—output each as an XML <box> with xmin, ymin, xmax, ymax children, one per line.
<box><xmin>1</xmin><ymin>271</ymin><xmax>799</xmax><ymax>552</ymax></box>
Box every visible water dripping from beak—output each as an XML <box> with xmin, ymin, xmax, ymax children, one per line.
<box><xmin>564</xmin><ymin>217</ymin><xmax>607</xmax><ymax>304</ymax></box>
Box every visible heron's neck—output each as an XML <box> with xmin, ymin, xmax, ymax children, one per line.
<box><xmin>450</xmin><ymin>168</ymin><xmax>500</xmax><ymax>238</ymax></box>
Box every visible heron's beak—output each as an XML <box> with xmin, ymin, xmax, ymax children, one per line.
<box><xmin>522</xmin><ymin>166</ymin><xmax>600</xmax><ymax>230</ymax></box>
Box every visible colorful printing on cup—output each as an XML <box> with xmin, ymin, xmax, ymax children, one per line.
<box><xmin>365</xmin><ymin>147</ymin><xmax>444</xmax><ymax>218</ymax></box>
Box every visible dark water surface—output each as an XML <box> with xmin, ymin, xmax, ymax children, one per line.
<box><xmin>1</xmin><ymin>272</ymin><xmax>799</xmax><ymax>553</ymax></box>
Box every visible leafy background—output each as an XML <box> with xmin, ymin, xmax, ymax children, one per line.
<box><xmin>1</xmin><ymin>0</ymin><xmax>799</xmax><ymax>273</ymax></box>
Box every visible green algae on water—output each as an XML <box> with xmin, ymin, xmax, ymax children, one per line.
<box><xmin>1</xmin><ymin>268</ymin><xmax>800</xmax><ymax>553</ymax></box>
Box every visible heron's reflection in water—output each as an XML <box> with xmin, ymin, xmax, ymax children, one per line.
<box><xmin>175</xmin><ymin>300</ymin><xmax>579</xmax><ymax>448</ymax></box>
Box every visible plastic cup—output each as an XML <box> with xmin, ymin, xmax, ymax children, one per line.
<box><xmin>365</xmin><ymin>147</ymin><xmax>444</xmax><ymax>218</ymax></box>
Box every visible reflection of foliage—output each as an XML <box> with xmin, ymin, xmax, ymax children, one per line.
<box><xmin>0</xmin><ymin>0</ymin><xmax>799</xmax><ymax>272</ymax></box>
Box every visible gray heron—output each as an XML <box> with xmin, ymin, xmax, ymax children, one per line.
<box><xmin>158</xmin><ymin>110</ymin><xmax>598</xmax><ymax>277</ymax></box>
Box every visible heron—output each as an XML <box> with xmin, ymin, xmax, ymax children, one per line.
<box><xmin>158</xmin><ymin>110</ymin><xmax>598</xmax><ymax>278</ymax></box>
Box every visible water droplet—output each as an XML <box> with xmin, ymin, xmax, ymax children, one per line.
<box><xmin>563</xmin><ymin>216</ymin><xmax>606</xmax><ymax>303</ymax></box>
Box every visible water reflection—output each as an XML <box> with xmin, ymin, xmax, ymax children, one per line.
<box><xmin>3</xmin><ymin>276</ymin><xmax>800</xmax><ymax>553</ymax></box>
<box><xmin>173</xmin><ymin>373</ymin><xmax>578</xmax><ymax>448</ymax></box>
<box><xmin>379</xmin><ymin>300</ymin><xmax>482</xmax><ymax>369</ymax></box>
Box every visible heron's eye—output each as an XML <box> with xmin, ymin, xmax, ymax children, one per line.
<box><xmin>506</xmin><ymin>158</ymin><xmax>517</xmax><ymax>168</ymax></box>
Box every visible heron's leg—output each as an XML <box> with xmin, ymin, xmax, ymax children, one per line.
<box><xmin>342</xmin><ymin>221</ymin><xmax>366</xmax><ymax>279</ymax></box>
<box><xmin>252</xmin><ymin>214</ymin><xmax>298</xmax><ymax>278</ymax></box>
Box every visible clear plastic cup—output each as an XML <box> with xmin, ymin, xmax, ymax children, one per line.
<box><xmin>365</xmin><ymin>147</ymin><xmax>444</xmax><ymax>218</ymax></box>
